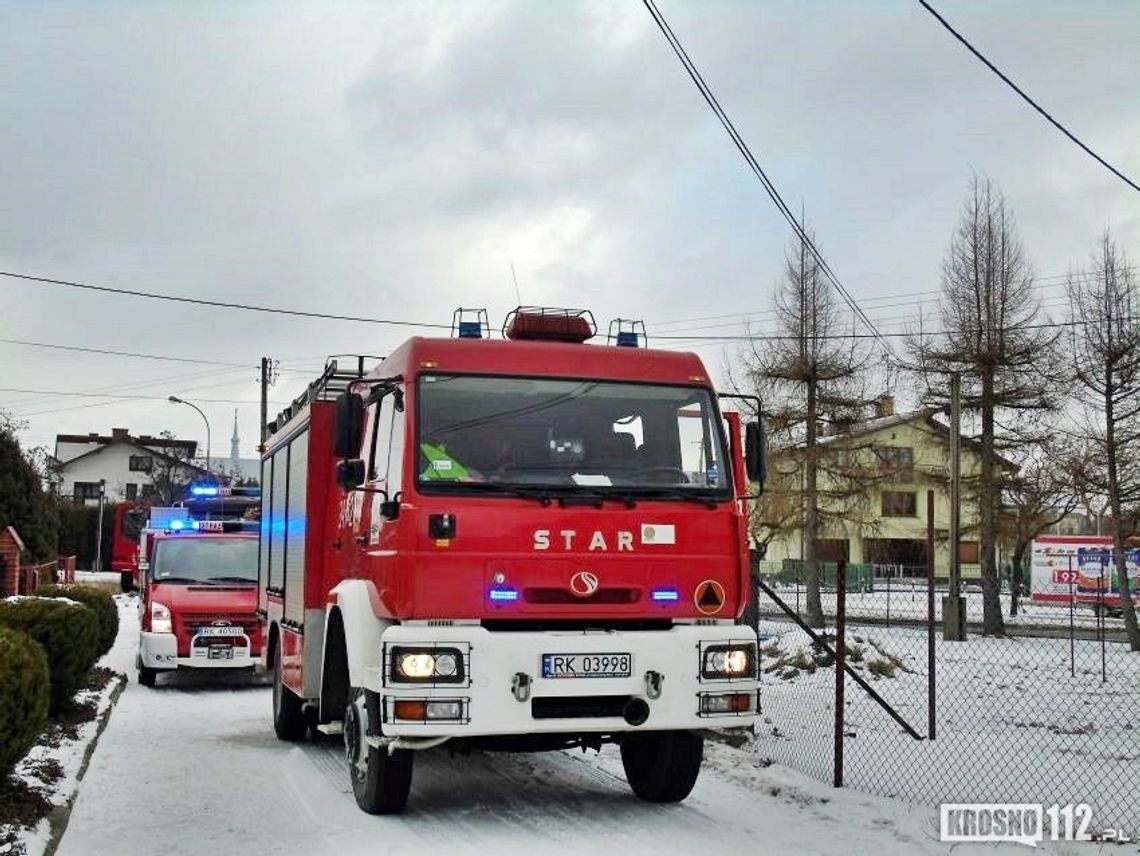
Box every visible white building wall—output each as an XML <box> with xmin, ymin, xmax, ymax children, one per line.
<box><xmin>58</xmin><ymin>445</ymin><xmax>158</xmax><ymax>503</ymax></box>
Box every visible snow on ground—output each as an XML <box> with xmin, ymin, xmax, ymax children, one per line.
<box><xmin>50</xmin><ymin>601</ymin><xmax>1079</xmax><ymax>855</ymax></box>
<box><xmin>763</xmin><ymin>584</ymin><xmax>1126</xmax><ymax>632</ymax></box>
<box><xmin>1</xmin><ymin>595</ymin><xmax>132</xmax><ymax>856</ymax></box>
<box><xmin>754</xmin><ymin>618</ymin><xmax>1140</xmax><ymax>838</ymax></box>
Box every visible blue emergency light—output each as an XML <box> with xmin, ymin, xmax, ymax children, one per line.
<box><xmin>169</xmin><ymin>519</ymin><xmax>186</xmax><ymax>531</ymax></box>
<box><xmin>489</xmin><ymin>588</ymin><xmax>519</xmax><ymax>602</ymax></box>
<box><xmin>190</xmin><ymin>485</ymin><xmax>220</xmax><ymax>497</ymax></box>
<box><xmin>651</xmin><ymin>588</ymin><xmax>679</xmax><ymax>602</ymax></box>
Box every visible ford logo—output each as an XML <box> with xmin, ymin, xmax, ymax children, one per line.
<box><xmin>569</xmin><ymin>571</ymin><xmax>599</xmax><ymax>597</ymax></box>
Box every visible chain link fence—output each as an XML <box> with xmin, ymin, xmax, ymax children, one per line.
<box><xmin>749</xmin><ymin>558</ymin><xmax>1140</xmax><ymax>837</ymax></box>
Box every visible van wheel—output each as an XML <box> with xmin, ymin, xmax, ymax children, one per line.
<box><xmin>272</xmin><ymin>644</ymin><xmax>307</xmax><ymax>741</ymax></box>
<box><xmin>344</xmin><ymin>687</ymin><xmax>413</xmax><ymax>814</ymax></box>
<box><xmin>621</xmin><ymin>730</ymin><xmax>703</xmax><ymax>803</ymax></box>
<box><xmin>138</xmin><ymin>666</ymin><xmax>157</xmax><ymax>688</ymax></box>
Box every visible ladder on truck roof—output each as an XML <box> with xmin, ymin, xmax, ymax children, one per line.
<box><xmin>266</xmin><ymin>355</ymin><xmax>384</xmax><ymax>436</ymax></box>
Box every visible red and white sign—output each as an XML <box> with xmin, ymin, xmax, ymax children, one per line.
<box><xmin>1031</xmin><ymin>535</ymin><xmax>1140</xmax><ymax>606</ymax></box>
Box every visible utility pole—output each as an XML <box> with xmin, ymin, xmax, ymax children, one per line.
<box><xmin>259</xmin><ymin>357</ymin><xmax>269</xmax><ymax>452</ymax></box>
<box><xmin>93</xmin><ymin>479</ymin><xmax>106</xmax><ymax>573</ymax></box>
<box><xmin>944</xmin><ymin>372</ymin><xmax>966</xmax><ymax>640</ymax></box>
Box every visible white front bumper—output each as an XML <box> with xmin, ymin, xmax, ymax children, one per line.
<box><xmin>372</xmin><ymin>624</ymin><xmax>758</xmax><ymax>738</ymax></box>
<box><xmin>139</xmin><ymin>631</ymin><xmax>259</xmax><ymax>671</ymax></box>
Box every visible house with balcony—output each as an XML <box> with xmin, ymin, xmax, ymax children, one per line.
<box><xmin>759</xmin><ymin>396</ymin><xmax>1002</xmax><ymax>580</ymax></box>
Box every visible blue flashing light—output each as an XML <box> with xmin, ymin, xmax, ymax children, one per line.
<box><xmin>191</xmin><ymin>521</ymin><xmax>201</xmax><ymax>531</ymax></box>
<box><xmin>616</xmin><ymin>330</ymin><xmax>639</xmax><ymax>347</ymax></box>
<box><xmin>489</xmin><ymin>588</ymin><xmax>519</xmax><ymax>602</ymax></box>
<box><xmin>169</xmin><ymin>519</ymin><xmax>185</xmax><ymax>531</ymax></box>
<box><xmin>650</xmin><ymin>588</ymin><xmax>679</xmax><ymax>602</ymax></box>
<box><xmin>190</xmin><ymin>485</ymin><xmax>219</xmax><ymax>497</ymax></box>
<box><xmin>458</xmin><ymin>321</ymin><xmax>483</xmax><ymax>339</ymax></box>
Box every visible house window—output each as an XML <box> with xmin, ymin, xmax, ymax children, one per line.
<box><xmin>881</xmin><ymin>490</ymin><xmax>917</xmax><ymax>517</ymax></box>
<box><xmin>129</xmin><ymin>455</ymin><xmax>154</xmax><ymax>472</ymax></box>
<box><xmin>125</xmin><ymin>483</ymin><xmax>138</xmax><ymax>501</ymax></box>
<box><xmin>876</xmin><ymin>446</ymin><xmax>914</xmax><ymax>474</ymax></box>
<box><xmin>73</xmin><ymin>482</ymin><xmax>102</xmax><ymax>501</ymax></box>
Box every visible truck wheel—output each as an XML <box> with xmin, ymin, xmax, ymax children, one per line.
<box><xmin>344</xmin><ymin>687</ymin><xmax>413</xmax><ymax>814</ymax></box>
<box><xmin>621</xmin><ymin>730</ymin><xmax>703</xmax><ymax>803</ymax></box>
<box><xmin>138</xmin><ymin>666</ymin><xmax>158</xmax><ymax>688</ymax></box>
<box><xmin>272</xmin><ymin>645</ymin><xmax>307</xmax><ymax>742</ymax></box>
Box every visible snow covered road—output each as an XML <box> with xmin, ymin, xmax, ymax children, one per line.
<box><xmin>55</xmin><ymin>597</ymin><xmax>1023</xmax><ymax>856</ymax></box>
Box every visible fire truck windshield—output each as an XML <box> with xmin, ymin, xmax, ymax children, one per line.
<box><xmin>417</xmin><ymin>374</ymin><xmax>730</xmax><ymax>497</ymax></box>
<box><xmin>151</xmin><ymin>538</ymin><xmax>259</xmax><ymax>584</ymax></box>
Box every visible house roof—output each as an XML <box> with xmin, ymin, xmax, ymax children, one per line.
<box><xmin>55</xmin><ymin>437</ymin><xmax>211</xmax><ymax>476</ymax></box>
<box><xmin>55</xmin><ymin>432</ymin><xmax>197</xmax><ymax>453</ymax></box>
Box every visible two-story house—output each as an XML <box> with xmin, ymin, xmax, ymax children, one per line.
<box><xmin>760</xmin><ymin>396</ymin><xmax>997</xmax><ymax>580</ymax></box>
<box><xmin>52</xmin><ymin>428</ymin><xmax>209</xmax><ymax>504</ymax></box>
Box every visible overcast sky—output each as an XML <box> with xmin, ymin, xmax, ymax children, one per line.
<box><xmin>2</xmin><ymin>0</ymin><xmax>1137</xmax><ymax>461</ymax></box>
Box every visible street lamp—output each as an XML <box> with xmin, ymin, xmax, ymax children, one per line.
<box><xmin>168</xmin><ymin>396</ymin><xmax>212</xmax><ymax>475</ymax></box>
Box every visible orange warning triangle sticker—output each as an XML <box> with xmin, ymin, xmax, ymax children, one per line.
<box><xmin>695</xmin><ymin>580</ymin><xmax>725</xmax><ymax>614</ymax></box>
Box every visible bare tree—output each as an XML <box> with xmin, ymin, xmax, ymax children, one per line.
<box><xmin>908</xmin><ymin>176</ymin><xmax>1060</xmax><ymax>635</ymax></box>
<box><xmin>742</xmin><ymin>223</ymin><xmax>875</xmax><ymax>627</ymax></box>
<box><xmin>1000</xmin><ymin>441</ymin><xmax>1081</xmax><ymax>616</ymax></box>
<box><xmin>143</xmin><ymin>431</ymin><xmax>202</xmax><ymax>506</ymax></box>
<box><xmin>1068</xmin><ymin>230</ymin><xmax>1140</xmax><ymax>651</ymax></box>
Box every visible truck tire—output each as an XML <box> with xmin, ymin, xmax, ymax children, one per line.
<box><xmin>272</xmin><ymin>644</ymin><xmax>307</xmax><ymax>742</ymax></box>
<box><xmin>138</xmin><ymin>665</ymin><xmax>158</xmax><ymax>688</ymax></box>
<box><xmin>344</xmin><ymin>687</ymin><xmax>413</xmax><ymax>814</ymax></box>
<box><xmin>620</xmin><ymin>730</ymin><xmax>703</xmax><ymax>803</ymax></box>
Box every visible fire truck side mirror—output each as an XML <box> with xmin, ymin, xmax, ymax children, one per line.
<box><xmin>745</xmin><ymin>421</ymin><xmax>766</xmax><ymax>488</ymax></box>
<box><xmin>333</xmin><ymin>392</ymin><xmax>365</xmax><ymax>458</ymax></box>
<box><xmin>336</xmin><ymin>459</ymin><xmax>366</xmax><ymax>490</ymax></box>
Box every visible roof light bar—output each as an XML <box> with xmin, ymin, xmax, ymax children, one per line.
<box><xmin>452</xmin><ymin>307</ymin><xmax>490</xmax><ymax>339</ymax></box>
<box><xmin>607</xmin><ymin>318</ymin><xmax>648</xmax><ymax>348</ymax></box>
<box><xmin>503</xmin><ymin>307</ymin><xmax>596</xmax><ymax>343</ymax></box>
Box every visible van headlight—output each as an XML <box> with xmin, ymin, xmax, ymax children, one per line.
<box><xmin>390</xmin><ymin>647</ymin><xmax>465</xmax><ymax>683</ymax></box>
<box><xmin>701</xmin><ymin>643</ymin><xmax>755</xmax><ymax>679</ymax></box>
<box><xmin>151</xmin><ymin>601</ymin><xmax>172</xmax><ymax>634</ymax></box>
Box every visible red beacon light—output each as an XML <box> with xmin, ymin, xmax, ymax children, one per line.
<box><xmin>503</xmin><ymin>307</ymin><xmax>596</xmax><ymax>343</ymax></box>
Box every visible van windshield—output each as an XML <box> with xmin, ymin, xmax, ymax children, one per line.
<box><xmin>151</xmin><ymin>538</ymin><xmax>259</xmax><ymax>584</ymax></box>
<box><xmin>416</xmin><ymin>374</ymin><xmax>731</xmax><ymax>497</ymax></box>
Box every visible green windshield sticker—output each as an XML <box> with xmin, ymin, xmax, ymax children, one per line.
<box><xmin>420</xmin><ymin>443</ymin><xmax>472</xmax><ymax>480</ymax></box>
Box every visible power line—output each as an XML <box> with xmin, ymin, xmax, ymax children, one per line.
<box><xmin>649</xmin><ymin>312</ymin><xmax>1140</xmax><ymax>342</ymax></box>
<box><xmin>0</xmin><ymin>387</ymin><xmax>267</xmax><ymax>403</ymax></box>
<box><xmin>0</xmin><ymin>271</ymin><xmax>453</xmax><ymax>329</ymax></box>
<box><xmin>0</xmin><ymin>336</ymin><xmax>253</xmax><ymax>368</ymax></box>
<box><xmin>641</xmin><ymin>0</ymin><xmax>893</xmax><ymax>354</ymax></box>
<box><xmin>917</xmin><ymin>0</ymin><xmax>1140</xmax><ymax>193</ymax></box>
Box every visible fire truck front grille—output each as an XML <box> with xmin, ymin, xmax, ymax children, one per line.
<box><xmin>531</xmin><ymin>695</ymin><xmax>632</xmax><ymax>720</ymax></box>
<box><xmin>523</xmin><ymin>588</ymin><xmax>639</xmax><ymax>605</ymax></box>
<box><xmin>179</xmin><ymin>614</ymin><xmax>260</xmax><ymax>635</ymax></box>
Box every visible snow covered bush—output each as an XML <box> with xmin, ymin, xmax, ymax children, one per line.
<box><xmin>0</xmin><ymin>625</ymin><xmax>50</xmax><ymax>774</ymax></box>
<box><xmin>35</xmin><ymin>584</ymin><xmax>119</xmax><ymax>658</ymax></box>
<box><xmin>0</xmin><ymin>598</ymin><xmax>98</xmax><ymax>714</ymax></box>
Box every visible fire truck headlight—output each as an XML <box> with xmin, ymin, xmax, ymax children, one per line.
<box><xmin>151</xmin><ymin>601</ymin><xmax>173</xmax><ymax>634</ymax></box>
<box><xmin>390</xmin><ymin>647</ymin><xmax>465</xmax><ymax>683</ymax></box>
<box><xmin>701</xmin><ymin>643</ymin><xmax>755</xmax><ymax>679</ymax></box>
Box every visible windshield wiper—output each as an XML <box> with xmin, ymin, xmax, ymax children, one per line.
<box><xmin>207</xmin><ymin>576</ymin><xmax>258</xmax><ymax>584</ymax></box>
<box><xmin>556</xmin><ymin>492</ymin><xmax>637</xmax><ymax>509</ymax></box>
<box><xmin>151</xmin><ymin>576</ymin><xmax>203</xmax><ymax>585</ymax></box>
<box><xmin>627</xmin><ymin>488</ymin><xmax>724</xmax><ymax>509</ymax></box>
<box><xmin>458</xmin><ymin>482</ymin><xmax>556</xmax><ymax>506</ymax></box>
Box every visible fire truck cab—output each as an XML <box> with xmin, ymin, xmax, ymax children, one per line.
<box><xmin>136</xmin><ymin>487</ymin><xmax>264</xmax><ymax>687</ymax></box>
<box><xmin>260</xmin><ymin>308</ymin><xmax>764</xmax><ymax>814</ymax></box>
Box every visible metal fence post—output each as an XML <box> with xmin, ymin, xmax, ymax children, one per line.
<box><xmin>834</xmin><ymin>559</ymin><xmax>846</xmax><ymax>788</ymax></box>
<box><xmin>926</xmin><ymin>490</ymin><xmax>936</xmax><ymax>740</ymax></box>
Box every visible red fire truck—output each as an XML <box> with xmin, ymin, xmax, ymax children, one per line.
<box><xmin>136</xmin><ymin>487</ymin><xmax>264</xmax><ymax>687</ymax></box>
<box><xmin>260</xmin><ymin>308</ymin><xmax>764</xmax><ymax>814</ymax></box>
<box><xmin>110</xmin><ymin>504</ymin><xmax>148</xmax><ymax>591</ymax></box>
